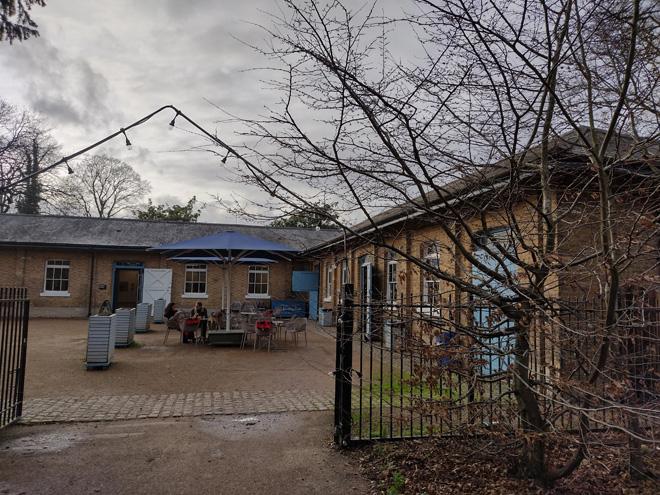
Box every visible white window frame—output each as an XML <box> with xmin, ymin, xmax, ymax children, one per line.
<box><xmin>423</xmin><ymin>243</ymin><xmax>441</xmax><ymax>309</ymax></box>
<box><xmin>324</xmin><ymin>262</ymin><xmax>333</xmax><ymax>301</ymax></box>
<box><xmin>41</xmin><ymin>259</ymin><xmax>70</xmax><ymax>297</ymax></box>
<box><xmin>386</xmin><ymin>252</ymin><xmax>398</xmax><ymax>304</ymax></box>
<box><xmin>246</xmin><ymin>265</ymin><xmax>270</xmax><ymax>298</ymax></box>
<box><xmin>182</xmin><ymin>264</ymin><xmax>208</xmax><ymax>298</ymax></box>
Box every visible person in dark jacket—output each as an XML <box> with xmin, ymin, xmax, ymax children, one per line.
<box><xmin>190</xmin><ymin>301</ymin><xmax>209</xmax><ymax>341</ymax></box>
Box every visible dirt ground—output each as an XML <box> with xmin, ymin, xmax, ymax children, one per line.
<box><xmin>0</xmin><ymin>318</ymin><xmax>371</xmax><ymax>495</ymax></box>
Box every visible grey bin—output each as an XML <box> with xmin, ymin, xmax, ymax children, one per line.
<box><xmin>319</xmin><ymin>308</ymin><xmax>333</xmax><ymax>326</ymax></box>
<box><xmin>153</xmin><ymin>298</ymin><xmax>166</xmax><ymax>323</ymax></box>
<box><xmin>135</xmin><ymin>302</ymin><xmax>152</xmax><ymax>332</ymax></box>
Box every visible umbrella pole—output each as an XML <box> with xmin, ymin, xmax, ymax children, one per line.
<box><xmin>226</xmin><ymin>260</ymin><xmax>232</xmax><ymax>331</ymax></box>
<box><xmin>221</xmin><ymin>266</ymin><xmax>226</xmax><ymax>323</ymax></box>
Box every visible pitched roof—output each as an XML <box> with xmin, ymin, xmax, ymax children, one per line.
<box><xmin>307</xmin><ymin>128</ymin><xmax>660</xmax><ymax>252</ymax></box>
<box><xmin>0</xmin><ymin>214</ymin><xmax>339</xmax><ymax>252</ymax></box>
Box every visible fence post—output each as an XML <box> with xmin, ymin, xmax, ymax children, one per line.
<box><xmin>334</xmin><ymin>283</ymin><xmax>354</xmax><ymax>447</ymax></box>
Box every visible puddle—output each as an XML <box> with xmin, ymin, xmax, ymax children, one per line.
<box><xmin>0</xmin><ymin>431</ymin><xmax>82</xmax><ymax>455</ymax></box>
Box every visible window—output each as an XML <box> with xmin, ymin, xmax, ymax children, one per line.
<box><xmin>386</xmin><ymin>252</ymin><xmax>398</xmax><ymax>303</ymax></box>
<box><xmin>248</xmin><ymin>265</ymin><xmax>269</xmax><ymax>296</ymax></box>
<box><xmin>423</xmin><ymin>243</ymin><xmax>441</xmax><ymax>307</ymax></box>
<box><xmin>472</xmin><ymin>228</ymin><xmax>516</xmax><ymax>375</ymax></box>
<box><xmin>184</xmin><ymin>264</ymin><xmax>207</xmax><ymax>296</ymax></box>
<box><xmin>325</xmin><ymin>262</ymin><xmax>333</xmax><ymax>300</ymax></box>
<box><xmin>42</xmin><ymin>260</ymin><xmax>70</xmax><ymax>296</ymax></box>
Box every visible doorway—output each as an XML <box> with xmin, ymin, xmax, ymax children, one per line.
<box><xmin>112</xmin><ymin>262</ymin><xmax>144</xmax><ymax>310</ymax></box>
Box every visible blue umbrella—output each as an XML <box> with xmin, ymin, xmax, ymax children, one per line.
<box><xmin>170</xmin><ymin>256</ymin><xmax>276</xmax><ymax>264</ymax></box>
<box><xmin>150</xmin><ymin>231</ymin><xmax>297</xmax><ymax>329</ymax></box>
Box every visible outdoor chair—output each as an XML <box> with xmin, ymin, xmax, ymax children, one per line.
<box><xmin>180</xmin><ymin>317</ymin><xmax>201</xmax><ymax>345</ymax></box>
<box><xmin>240</xmin><ymin>317</ymin><xmax>256</xmax><ymax>349</ymax></box>
<box><xmin>193</xmin><ymin>322</ymin><xmax>205</xmax><ymax>346</ymax></box>
<box><xmin>230</xmin><ymin>301</ymin><xmax>242</xmax><ymax>314</ymax></box>
<box><xmin>254</xmin><ymin>316</ymin><xmax>275</xmax><ymax>352</ymax></box>
<box><xmin>241</xmin><ymin>301</ymin><xmax>256</xmax><ymax>314</ymax></box>
<box><xmin>230</xmin><ymin>314</ymin><xmax>241</xmax><ymax>329</ymax></box>
<box><xmin>284</xmin><ymin>317</ymin><xmax>308</xmax><ymax>347</ymax></box>
<box><xmin>163</xmin><ymin>311</ymin><xmax>184</xmax><ymax>344</ymax></box>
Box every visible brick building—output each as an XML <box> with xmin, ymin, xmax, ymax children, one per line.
<box><xmin>0</xmin><ymin>214</ymin><xmax>337</xmax><ymax>318</ymax></box>
<box><xmin>306</xmin><ymin>130</ymin><xmax>660</xmax><ymax>349</ymax></box>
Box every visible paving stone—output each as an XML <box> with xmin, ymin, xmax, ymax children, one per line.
<box><xmin>19</xmin><ymin>389</ymin><xmax>335</xmax><ymax>424</ymax></box>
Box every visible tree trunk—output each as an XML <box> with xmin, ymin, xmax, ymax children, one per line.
<box><xmin>513</xmin><ymin>312</ymin><xmax>546</xmax><ymax>480</ymax></box>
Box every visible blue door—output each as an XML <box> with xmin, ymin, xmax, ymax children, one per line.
<box><xmin>472</xmin><ymin>231</ymin><xmax>516</xmax><ymax>375</ymax></box>
<box><xmin>292</xmin><ymin>270</ymin><xmax>320</xmax><ymax>319</ymax></box>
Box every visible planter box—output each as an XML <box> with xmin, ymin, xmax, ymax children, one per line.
<box><xmin>114</xmin><ymin>308</ymin><xmax>136</xmax><ymax>347</ymax></box>
<box><xmin>135</xmin><ymin>303</ymin><xmax>152</xmax><ymax>332</ymax></box>
<box><xmin>153</xmin><ymin>298</ymin><xmax>166</xmax><ymax>323</ymax></box>
<box><xmin>86</xmin><ymin>314</ymin><xmax>116</xmax><ymax>369</ymax></box>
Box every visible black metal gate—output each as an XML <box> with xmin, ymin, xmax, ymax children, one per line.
<box><xmin>0</xmin><ymin>287</ymin><xmax>30</xmax><ymax>428</ymax></box>
<box><xmin>334</xmin><ymin>291</ymin><xmax>660</xmax><ymax>445</ymax></box>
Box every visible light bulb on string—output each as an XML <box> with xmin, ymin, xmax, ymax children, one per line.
<box><xmin>168</xmin><ymin>110</ymin><xmax>180</xmax><ymax>131</ymax></box>
<box><xmin>121</xmin><ymin>128</ymin><xmax>133</xmax><ymax>150</ymax></box>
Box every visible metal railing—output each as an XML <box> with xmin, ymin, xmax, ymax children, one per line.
<box><xmin>334</xmin><ymin>291</ymin><xmax>660</xmax><ymax>443</ymax></box>
<box><xmin>0</xmin><ymin>287</ymin><xmax>30</xmax><ymax>429</ymax></box>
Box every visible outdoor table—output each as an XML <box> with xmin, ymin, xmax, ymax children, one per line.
<box><xmin>272</xmin><ymin>320</ymin><xmax>285</xmax><ymax>340</ymax></box>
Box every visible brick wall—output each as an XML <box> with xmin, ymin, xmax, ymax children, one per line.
<box><xmin>0</xmin><ymin>246</ymin><xmax>296</xmax><ymax>318</ymax></box>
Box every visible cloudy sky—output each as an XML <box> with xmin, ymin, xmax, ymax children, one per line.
<box><xmin>1</xmin><ymin>0</ymin><xmax>304</xmax><ymax>223</ymax></box>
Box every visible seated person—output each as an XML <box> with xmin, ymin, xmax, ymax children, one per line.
<box><xmin>190</xmin><ymin>301</ymin><xmax>209</xmax><ymax>340</ymax></box>
<box><xmin>164</xmin><ymin>302</ymin><xmax>184</xmax><ymax>330</ymax></box>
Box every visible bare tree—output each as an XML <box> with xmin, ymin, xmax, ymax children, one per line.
<box><xmin>0</xmin><ymin>99</ymin><xmax>58</xmax><ymax>213</ymax></box>
<box><xmin>220</xmin><ymin>0</ymin><xmax>660</xmax><ymax>484</ymax></box>
<box><xmin>48</xmin><ymin>154</ymin><xmax>151</xmax><ymax>218</ymax></box>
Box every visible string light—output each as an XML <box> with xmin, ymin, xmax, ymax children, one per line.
<box><xmin>0</xmin><ymin>105</ymin><xmax>245</xmax><ymax>193</ymax></box>
<box><xmin>168</xmin><ymin>110</ymin><xmax>180</xmax><ymax>131</ymax></box>
<box><xmin>120</xmin><ymin>128</ymin><xmax>133</xmax><ymax>150</ymax></box>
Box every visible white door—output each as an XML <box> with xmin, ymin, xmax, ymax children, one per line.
<box><xmin>360</xmin><ymin>255</ymin><xmax>373</xmax><ymax>339</ymax></box>
<box><xmin>142</xmin><ymin>269</ymin><xmax>172</xmax><ymax>315</ymax></box>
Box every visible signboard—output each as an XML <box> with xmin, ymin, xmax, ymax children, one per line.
<box><xmin>271</xmin><ymin>299</ymin><xmax>307</xmax><ymax>318</ymax></box>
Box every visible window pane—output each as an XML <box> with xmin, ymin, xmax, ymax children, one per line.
<box><xmin>184</xmin><ymin>265</ymin><xmax>207</xmax><ymax>294</ymax></box>
<box><xmin>248</xmin><ymin>266</ymin><xmax>269</xmax><ymax>295</ymax></box>
<box><xmin>44</xmin><ymin>260</ymin><xmax>70</xmax><ymax>293</ymax></box>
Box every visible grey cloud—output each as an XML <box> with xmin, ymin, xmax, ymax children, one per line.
<box><xmin>3</xmin><ymin>37</ymin><xmax>122</xmax><ymax>129</ymax></box>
